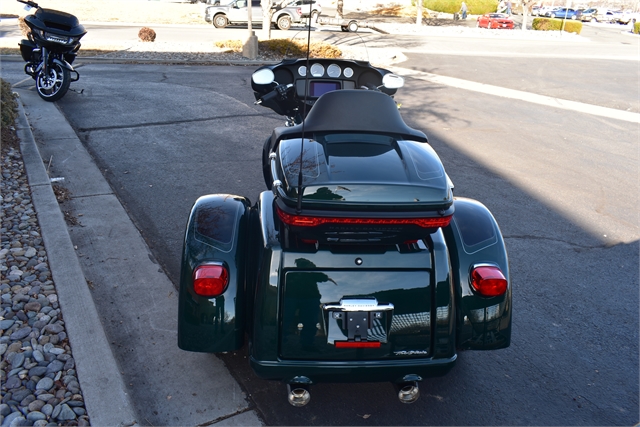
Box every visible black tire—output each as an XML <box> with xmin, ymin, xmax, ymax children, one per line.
<box><xmin>36</xmin><ymin>62</ymin><xmax>70</xmax><ymax>102</ymax></box>
<box><xmin>340</xmin><ymin>26</ymin><xmax>348</xmax><ymax>31</ymax></box>
<box><xmin>347</xmin><ymin>20</ymin><xmax>358</xmax><ymax>32</ymax></box>
<box><xmin>213</xmin><ymin>14</ymin><xmax>228</xmax><ymax>28</ymax></box>
<box><xmin>277</xmin><ymin>15</ymin><xmax>292</xmax><ymax>30</ymax></box>
<box><xmin>310</xmin><ymin>10</ymin><xmax>318</xmax><ymax>22</ymax></box>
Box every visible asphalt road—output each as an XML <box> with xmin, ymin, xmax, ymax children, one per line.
<box><xmin>2</xmin><ymin>28</ymin><xmax>638</xmax><ymax>426</ymax></box>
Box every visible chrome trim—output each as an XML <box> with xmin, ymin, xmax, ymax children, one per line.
<box><xmin>323</xmin><ymin>298</ymin><xmax>394</xmax><ymax>312</ymax></box>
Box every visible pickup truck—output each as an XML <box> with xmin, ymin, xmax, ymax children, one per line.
<box><xmin>204</xmin><ymin>0</ymin><xmax>303</xmax><ymax>30</ymax></box>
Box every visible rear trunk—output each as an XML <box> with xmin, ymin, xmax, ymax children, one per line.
<box><xmin>278</xmin><ymin>247</ymin><xmax>436</xmax><ymax>361</ymax></box>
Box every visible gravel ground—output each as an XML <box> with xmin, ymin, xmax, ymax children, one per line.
<box><xmin>1</xmin><ymin>128</ymin><xmax>90</xmax><ymax>426</ymax></box>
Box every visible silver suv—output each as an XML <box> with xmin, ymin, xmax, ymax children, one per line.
<box><xmin>204</xmin><ymin>0</ymin><xmax>303</xmax><ymax>30</ymax></box>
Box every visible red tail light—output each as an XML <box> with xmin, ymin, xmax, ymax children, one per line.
<box><xmin>276</xmin><ymin>206</ymin><xmax>451</xmax><ymax>228</ymax></box>
<box><xmin>335</xmin><ymin>341</ymin><xmax>381</xmax><ymax>348</ymax></box>
<box><xmin>193</xmin><ymin>264</ymin><xmax>229</xmax><ymax>297</ymax></box>
<box><xmin>470</xmin><ymin>265</ymin><xmax>507</xmax><ymax>297</ymax></box>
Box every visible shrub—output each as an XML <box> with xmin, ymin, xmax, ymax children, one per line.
<box><xmin>421</xmin><ymin>0</ymin><xmax>498</xmax><ymax>15</ymax></box>
<box><xmin>1</xmin><ymin>79</ymin><xmax>18</xmax><ymax>129</ymax></box>
<box><xmin>138</xmin><ymin>27</ymin><xmax>157</xmax><ymax>42</ymax></box>
<box><xmin>532</xmin><ymin>17</ymin><xmax>582</xmax><ymax>34</ymax></box>
<box><xmin>18</xmin><ymin>16</ymin><xmax>30</xmax><ymax>37</ymax></box>
<box><xmin>634</xmin><ymin>21</ymin><xmax>639</xmax><ymax>34</ymax></box>
<box><xmin>215</xmin><ymin>39</ymin><xmax>342</xmax><ymax>58</ymax></box>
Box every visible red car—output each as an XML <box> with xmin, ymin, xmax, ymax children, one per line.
<box><xmin>476</xmin><ymin>13</ymin><xmax>515</xmax><ymax>29</ymax></box>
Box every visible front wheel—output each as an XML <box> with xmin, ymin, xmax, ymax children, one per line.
<box><xmin>310</xmin><ymin>10</ymin><xmax>319</xmax><ymax>23</ymax></box>
<box><xmin>571</xmin><ymin>15</ymin><xmax>576</xmax><ymax>19</ymax></box>
<box><xmin>277</xmin><ymin>15</ymin><xmax>292</xmax><ymax>30</ymax></box>
<box><xmin>36</xmin><ymin>62</ymin><xmax>70</xmax><ymax>102</ymax></box>
<box><xmin>213</xmin><ymin>14</ymin><xmax>228</xmax><ymax>28</ymax></box>
<box><xmin>347</xmin><ymin>20</ymin><xmax>358</xmax><ymax>32</ymax></box>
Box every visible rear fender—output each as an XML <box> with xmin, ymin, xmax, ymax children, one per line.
<box><xmin>443</xmin><ymin>198</ymin><xmax>511</xmax><ymax>350</ymax></box>
<box><xmin>178</xmin><ymin>194</ymin><xmax>251</xmax><ymax>353</ymax></box>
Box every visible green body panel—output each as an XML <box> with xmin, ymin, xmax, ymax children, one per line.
<box><xmin>177</xmin><ymin>194</ymin><xmax>250</xmax><ymax>353</ymax></box>
<box><xmin>442</xmin><ymin>197</ymin><xmax>512</xmax><ymax>351</ymax></box>
<box><xmin>178</xmin><ymin>192</ymin><xmax>510</xmax><ymax>383</ymax></box>
<box><xmin>249</xmin><ymin>191</ymin><xmax>458</xmax><ymax>383</ymax></box>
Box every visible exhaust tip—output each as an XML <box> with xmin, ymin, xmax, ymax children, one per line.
<box><xmin>397</xmin><ymin>382</ymin><xmax>420</xmax><ymax>404</ymax></box>
<box><xmin>287</xmin><ymin>385</ymin><xmax>311</xmax><ymax>407</ymax></box>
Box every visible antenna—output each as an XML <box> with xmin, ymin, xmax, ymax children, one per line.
<box><xmin>295</xmin><ymin>0</ymin><xmax>314</xmax><ymax>213</ymax></box>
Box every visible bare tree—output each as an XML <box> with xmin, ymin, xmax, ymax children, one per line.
<box><xmin>520</xmin><ymin>0</ymin><xmax>536</xmax><ymax>30</ymax></box>
<box><xmin>336</xmin><ymin>0</ymin><xmax>344</xmax><ymax>18</ymax></box>
<box><xmin>261</xmin><ymin>0</ymin><xmax>275</xmax><ymax>39</ymax></box>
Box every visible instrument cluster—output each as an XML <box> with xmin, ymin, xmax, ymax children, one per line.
<box><xmin>297</xmin><ymin>63</ymin><xmax>355</xmax><ymax>79</ymax></box>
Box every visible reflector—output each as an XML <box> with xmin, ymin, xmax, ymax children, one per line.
<box><xmin>334</xmin><ymin>341</ymin><xmax>381</xmax><ymax>348</ymax></box>
<box><xmin>470</xmin><ymin>265</ymin><xmax>507</xmax><ymax>297</ymax></box>
<box><xmin>277</xmin><ymin>206</ymin><xmax>451</xmax><ymax>228</ymax></box>
<box><xmin>193</xmin><ymin>264</ymin><xmax>229</xmax><ymax>297</ymax></box>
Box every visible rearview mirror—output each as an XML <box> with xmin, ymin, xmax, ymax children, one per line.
<box><xmin>252</xmin><ymin>68</ymin><xmax>275</xmax><ymax>85</ymax></box>
<box><xmin>382</xmin><ymin>73</ymin><xmax>404</xmax><ymax>89</ymax></box>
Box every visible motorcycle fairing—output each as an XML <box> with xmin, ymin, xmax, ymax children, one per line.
<box><xmin>26</xmin><ymin>8</ymin><xmax>86</xmax><ymax>37</ymax></box>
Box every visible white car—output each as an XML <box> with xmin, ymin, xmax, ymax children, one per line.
<box><xmin>204</xmin><ymin>0</ymin><xmax>303</xmax><ymax>30</ymax></box>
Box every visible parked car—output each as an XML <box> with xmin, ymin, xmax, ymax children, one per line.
<box><xmin>285</xmin><ymin>0</ymin><xmax>321</xmax><ymax>22</ymax></box>
<box><xmin>593</xmin><ymin>8</ymin><xmax>621</xmax><ymax>23</ymax></box>
<box><xmin>204</xmin><ymin>0</ymin><xmax>303</xmax><ymax>30</ymax></box>
<box><xmin>576</xmin><ymin>8</ymin><xmax>597</xmax><ymax>21</ymax></box>
<box><xmin>617</xmin><ymin>10</ymin><xmax>639</xmax><ymax>24</ymax></box>
<box><xmin>476</xmin><ymin>13</ymin><xmax>514</xmax><ymax>28</ymax></box>
<box><xmin>537</xmin><ymin>6</ymin><xmax>558</xmax><ymax>16</ymax></box>
<box><xmin>545</xmin><ymin>7</ymin><xmax>577</xmax><ymax>19</ymax></box>
<box><xmin>531</xmin><ymin>5</ymin><xmax>541</xmax><ymax>15</ymax></box>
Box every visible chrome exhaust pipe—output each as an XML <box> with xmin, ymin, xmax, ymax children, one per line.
<box><xmin>397</xmin><ymin>381</ymin><xmax>420</xmax><ymax>404</ymax></box>
<box><xmin>287</xmin><ymin>384</ymin><xmax>311</xmax><ymax>407</ymax></box>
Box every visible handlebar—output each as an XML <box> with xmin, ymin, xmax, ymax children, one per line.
<box><xmin>254</xmin><ymin>83</ymin><xmax>294</xmax><ymax>105</ymax></box>
<box><xmin>17</xmin><ymin>0</ymin><xmax>39</xmax><ymax>9</ymax></box>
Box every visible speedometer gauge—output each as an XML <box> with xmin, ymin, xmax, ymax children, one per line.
<box><xmin>343</xmin><ymin>67</ymin><xmax>354</xmax><ymax>78</ymax></box>
<box><xmin>298</xmin><ymin>66</ymin><xmax>307</xmax><ymax>77</ymax></box>
<box><xmin>327</xmin><ymin>64</ymin><xmax>341</xmax><ymax>78</ymax></box>
<box><xmin>310</xmin><ymin>63</ymin><xmax>325</xmax><ymax>77</ymax></box>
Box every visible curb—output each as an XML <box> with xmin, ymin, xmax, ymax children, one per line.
<box><xmin>0</xmin><ymin>54</ymin><xmax>278</xmax><ymax>66</ymax></box>
<box><xmin>14</xmin><ymin>98</ymin><xmax>139</xmax><ymax>427</ymax></box>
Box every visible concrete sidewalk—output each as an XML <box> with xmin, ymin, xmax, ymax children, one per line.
<box><xmin>14</xmin><ymin>88</ymin><xmax>263</xmax><ymax>426</ymax></box>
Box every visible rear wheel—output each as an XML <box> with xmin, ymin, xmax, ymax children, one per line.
<box><xmin>36</xmin><ymin>62</ymin><xmax>70</xmax><ymax>102</ymax></box>
<box><xmin>310</xmin><ymin>10</ymin><xmax>319</xmax><ymax>22</ymax></box>
<box><xmin>347</xmin><ymin>20</ymin><xmax>358</xmax><ymax>32</ymax></box>
<box><xmin>277</xmin><ymin>15</ymin><xmax>292</xmax><ymax>30</ymax></box>
<box><xmin>213</xmin><ymin>14</ymin><xmax>228</xmax><ymax>28</ymax></box>
<box><xmin>550</xmin><ymin>13</ymin><xmax>555</xmax><ymax>18</ymax></box>
<box><xmin>340</xmin><ymin>25</ymin><xmax>348</xmax><ymax>31</ymax></box>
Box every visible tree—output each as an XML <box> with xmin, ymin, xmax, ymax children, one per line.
<box><xmin>520</xmin><ymin>0</ymin><xmax>536</xmax><ymax>30</ymax></box>
<box><xmin>261</xmin><ymin>0</ymin><xmax>275</xmax><ymax>39</ymax></box>
<box><xmin>417</xmin><ymin>0</ymin><xmax>423</xmax><ymax>25</ymax></box>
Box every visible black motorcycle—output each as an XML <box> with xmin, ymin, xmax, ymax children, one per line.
<box><xmin>17</xmin><ymin>0</ymin><xmax>86</xmax><ymax>102</ymax></box>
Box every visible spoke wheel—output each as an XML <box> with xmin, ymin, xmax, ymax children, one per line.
<box><xmin>36</xmin><ymin>62</ymin><xmax>70</xmax><ymax>102</ymax></box>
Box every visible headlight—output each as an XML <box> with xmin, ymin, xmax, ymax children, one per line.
<box><xmin>44</xmin><ymin>32</ymin><xmax>73</xmax><ymax>45</ymax></box>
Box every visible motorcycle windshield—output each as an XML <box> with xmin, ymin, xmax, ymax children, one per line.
<box><xmin>277</xmin><ymin>134</ymin><xmax>451</xmax><ymax>207</ymax></box>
